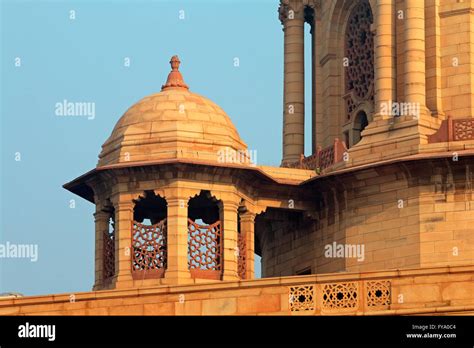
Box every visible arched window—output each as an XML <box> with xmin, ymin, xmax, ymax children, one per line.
<box><xmin>344</xmin><ymin>1</ymin><xmax>374</xmax><ymax>129</ymax></box>
<box><xmin>353</xmin><ymin>111</ymin><xmax>369</xmax><ymax>145</ymax></box>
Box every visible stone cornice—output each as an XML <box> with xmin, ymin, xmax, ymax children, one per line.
<box><xmin>439</xmin><ymin>7</ymin><xmax>474</xmax><ymax>18</ymax></box>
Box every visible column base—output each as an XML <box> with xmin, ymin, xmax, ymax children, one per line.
<box><xmin>163</xmin><ymin>269</ymin><xmax>193</xmax><ymax>285</ymax></box>
<box><xmin>342</xmin><ymin>111</ymin><xmax>444</xmax><ymax>169</ymax></box>
<box><xmin>344</xmin><ymin>118</ymin><xmax>424</xmax><ymax>167</ymax></box>
<box><xmin>222</xmin><ymin>271</ymin><xmax>240</xmax><ymax>281</ymax></box>
<box><xmin>111</xmin><ymin>273</ymin><xmax>134</xmax><ymax>289</ymax></box>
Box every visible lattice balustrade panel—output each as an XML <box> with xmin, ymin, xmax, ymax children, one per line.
<box><xmin>132</xmin><ymin>219</ymin><xmax>167</xmax><ymax>271</ymax></box>
<box><xmin>302</xmin><ymin>153</ymin><xmax>319</xmax><ymax>170</ymax></box>
<box><xmin>319</xmin><ymin>147</ymin><xmax>335</xmax><ymax>170</ymax></box>
<box><xmin>237</xmin><ymin>232</ymin><xmax>246</xmax><ymax>279</ymax></box>
<box><xmin>322</xmin><ymin>282</ymin><xmax>358</xmax><ymax>309</ymax></box>
<box><xmin>188</xmin><ymin>219</ymin><xmax>222</xmax><ymax>271</ymax></box>
<box><xmin>453</xmin><ymin>119</ymin><xmax>474</xmax><ymax>141</ymax></box>
<box><xmin>289</xmin><ymin>286</ymin><xmax>315</xmax><ymax>312</ymax></box>
<box><xmin>285</xmin><ymin>153</ymin><xmax>318</xmax><ymax>170</ymax></box>
<box><xmin>103</xmin><ymin>219</ymin><xmax>115</xmax><ymax>280</ymax></box>
<box><xmin>366</xmin><ymin>280</ymin><xmax>391</xmax><ymax>307</ymax></box>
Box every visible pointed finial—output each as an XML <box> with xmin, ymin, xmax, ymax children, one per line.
<box><xmin>161</xmin><ymin>55</ymin><xmax>189</xmax><ymax>90</ymax></box>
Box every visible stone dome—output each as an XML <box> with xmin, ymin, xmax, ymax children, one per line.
<box><xmin>98</xmin><ymin>56</ymin><xmax>248</xmax><ymax>167</ymax></box>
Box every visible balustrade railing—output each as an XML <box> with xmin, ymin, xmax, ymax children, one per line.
<box><xmin>289</xmin><ymin>280</ymin><xmax>391</xmax><ymax>312</ymax></box>
<box><xmin>286</xmin><ymin>138</ymin><xmax>347</xmax><ymax>172</ymax></box>
<box><xmin>428</xmin><ymin>116</ymin><xmax>474</xmax><ymax>143</ymax></box>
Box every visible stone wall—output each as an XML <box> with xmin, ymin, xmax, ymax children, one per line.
<box><xmin>259</xmin><ymin>157</ymin><xmax>474</xmax><ymax>277</ymax></box>
<box><xmin>1</xmin><ymin>265</ymin><xmax>473</xmax><ymax>315</ymax></box>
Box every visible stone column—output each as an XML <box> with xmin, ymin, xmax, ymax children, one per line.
<box><xmin>311</xmin><ymin>7</ymin><xmax>322</xmax><ymax>154</ymax></box>
<box><xmin>111</xmin><ymin>196</ymin><xmax>134</xmax><ymax>289</ymax></box>
<box><xmin>221</xmin><ymin>200</ymin><xmax>239</xmax><ymax>281</ymax></box>
<box><xmin>280</xmin><ymin>0</ymin><xmax>306</xmax><ymax>164</ymax></box>
<box><xmin>240</xmin><ymin>211</ymin><xmax>256</xmax><ymax>279</ymax></box>
<box><xmin>164</xmin><ymin>197</ymin><xmax>192</xmax><ymax>283</ymax></box>
<box><xmin>425</xmin><ymin>0</ymin><xmax>443</xmax><ymax>117</ymax></box>
<box><xmin>374</xmin><ymin>0</ymin><xmax>396</xmax><ymax>121</ymax></box>
<box><xmin>92</xmin><ymin>209</ymin><xmax>108</xmax><ymax>290</ymax></box>
<box><xmin>404</xmin><ymin>0</ymin><xmax>427</xmax><ymax>118</ymax></box>
<box><xmin>305</xmin><ymin>4</ymin><xmax>318</xmax><ymax>155</ymax></box>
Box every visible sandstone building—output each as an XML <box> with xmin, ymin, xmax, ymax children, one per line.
<box><xmin>1</xmin><ymin>0</ymin><xmax>473</xmax><ymax>315</ymax></box>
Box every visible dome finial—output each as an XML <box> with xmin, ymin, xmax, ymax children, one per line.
<box><xmin>162</xmin><ymin>55</ymin><xmax>189</xmax><ymax>90</ymax></box>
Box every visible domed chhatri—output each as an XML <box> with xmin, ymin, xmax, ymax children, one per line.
<box><xmin>98</xmin><ymin>56</ymin><xmax>247</xmax><ymax>167</ymax></box>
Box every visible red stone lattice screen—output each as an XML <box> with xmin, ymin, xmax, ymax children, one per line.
<box><xmin>286</xmin><ymin>138</ymin><xmax>347</xmax><ymax>172</ymax></box>
<box><xmin>103</xmin><ymin>218</ymin><xmax>115</xmax><ymax>282</ymax></box>
<box><xmin>318</xmin><ymin>146</ymin><xmax>335</xmax><ymax>171</ymax></box>
<box><xmin>453</xmin><ymin>119</ymin><xmax>474</xmax><ymax>141</ymax></box>
<box><xmin>188</xmin><ymin>218</ymin><xmax>222</xmax><ymax>280</ymax></box>
<box><xmin>344</xmin><ymin>1</ymin><xmax>374</xmax><ymax>120</ymax></box>
<box><xmin>237</xmin><ymin>232</ymin><xmax>246</xmax><ymax>279</ymax></box>
<box><xmin>427</xmin><ymin>116</ymin><xmax>474</xmax><ymax>143</ymax></box>
<box><xmin>132</xmin><ymin>219</ymin><xmax>167</xmax><ymax>279</ymax></box>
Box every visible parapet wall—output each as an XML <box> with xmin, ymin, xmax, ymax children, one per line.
<box><xmin>1</xmin><ymin>265</ymin><xmax>473</xmax><ymax>316</ymax></box>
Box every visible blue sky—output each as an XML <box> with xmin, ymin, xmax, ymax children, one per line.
<box><xmin>0</xmin><ymin>0</ymin><xmax>313</xmax><ymax>295</ymax></box>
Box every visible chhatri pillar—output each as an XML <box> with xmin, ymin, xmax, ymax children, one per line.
<box><xmin>92</xmin><ymin>207</ymin><xmax>109</xmax><ymax>290</ymax></box>
<box><xmin>279</xmin><ymin>0</ymin><xmax>306</xmax><ymax>164</ymax></box>
<box><xmin>239</xmin><ymin>210</ymin><xmax>256</xmax><ymax>279</ymax></box>
<box><xmin>163</xmin><ymin>195</ymin><xmax>192</xmax><ymax>284</ymax></box>
<box><xmin>221</xmin><ymin>196</ymin><xmax>240</xmax><ymax>281</ymax></box>
<box><xmin>110</xmin><ymin>195</ymin><xmax>134</xmax><ymax>289</ymax></box>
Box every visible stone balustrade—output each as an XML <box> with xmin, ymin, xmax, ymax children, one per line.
<box><xmin>1</xmin><ymin>265</ymin><xmax>473</xmax><ymax>316</ymax></box>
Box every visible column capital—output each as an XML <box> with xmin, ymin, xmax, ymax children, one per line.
<box><xmin>239</xmin><ymin>210</ymin><xmax>256</xmax><ymax>223</ymax></box>
<box><xmin>110</xmin><ymin>192</ymin><xmax>134</xmax><ymax>208</ymax></box>
<box><xmin>222</xmin><ymin>200</ymin><xmax>240</xmax><ymax>212</ymax></box>
<box><xmin>166</xmin><ymin>197</ymin><xmax>188</xmax><ymax>209</ymax></box>
<box><xmin>93</xmin><ymin>210</ymin><xmax>110</xmax><ymax>220</ymax></box>
<box><xmin>279</xmin><ymin>0</ymin><xmax>310</xmax><ymax>24</ymax></box>
<box><xmin>115</xmin><ymin>201</ymin><xmax>133</xmax><ymax>211</ymax></box>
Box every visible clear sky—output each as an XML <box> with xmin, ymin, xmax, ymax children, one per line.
<box><xmin>0</xmin><ymin>0</ymin><xmax>313</xmax><ymax>295</ymax></box>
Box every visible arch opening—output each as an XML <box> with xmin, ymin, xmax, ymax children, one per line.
<box><xmin>187</xmin><ymin>190</ymin><xmax>222</xmax><ymax>280</ymax></box>
<box><xmin>131</xmin><ymin>191</ymin><xmax>168</xmax><ymax>279</ymax></box>
<box><xmin>352</xmin><ymin>110</ymin><xmax>369</xmax><ymax>146</ymax></box>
